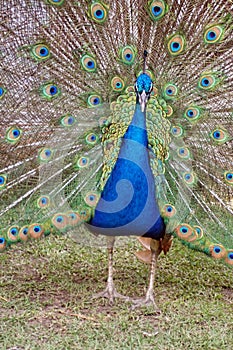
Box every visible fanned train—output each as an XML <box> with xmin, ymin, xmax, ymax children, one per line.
<box><xmin>0</xmin><ymin>0</ymin><xmax>233</xmax><ymax>306</ymax></box>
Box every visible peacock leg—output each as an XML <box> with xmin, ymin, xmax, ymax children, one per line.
<box><xmin>93</xmin><ymin>236</ymin><xmax>129</xmax><ymax>304</ymax></box>
<box><xmin>132</xmin><ymin>239</ymin><xmax>161</xmax><ymax>311</ymax></box>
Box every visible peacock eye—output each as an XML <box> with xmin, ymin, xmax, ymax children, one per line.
<box><xmin>183</xmin><ymin>172</ymin><xmax>196</xmax><ymax>185</ymax></box>
<box><xmin>39</xmin><ymin>148</ymin><xmax>53</xmax><ymax>162</ymax></box>
<box><xmin>94</xmin><ymin>9</ymin><xmax>104</xmax><ymax>19</ymax></box>
<box><xmin>193</xmin><ymin>226</ymin><xmax>204</xmax><ymax>239</ymax></box>
<box><xmin>171</xmin><ymin>125</ymin><xmax>183</xmax><ymax>137</ymax></box>
<box><xmin>163</xmin><ymin>83</ymin><xmax>178</xmax><ymax>99</ymax></box>
<box><xmin>52</xmin><ymin>214</ymin><xmax>68</xmax><ymax>231</ymax></box>
<box><xmin>85</xmin><ymin>132</ymin><xmax>99</xmax><ymax>145</ymax></box>
<box><xmin>0</xmin><ymin>174</ymin><xmax>7</xmax><ymax>189</ymax></box>
<box><xmin>87</xmin><ymin>94</ymin><xmax>102</xmax><ymax>107</ymax></box>
<box><xmin>175</xmin><ymin>223</ymin><xmax>196</xmax><ymax>241</ymax></box>
<box><xmin>153</xmin><ymin>6</ymin><xmax>162</xmax><ymax>15</ymax></box>
<box><xmin>6</xmin><ymin>126</ymin><xmax>22</xmax><ymax>144</ymax></box>
<box><xmin>0</xmin><ymin>86</ymin><xmax>6</xmax><ymax>99</ymax></box>
<box><xmin>75</xmin><ymin>156</ymin><xmax>90</xmax><ymax>169</ymax></box>
<box><xmin>167</xmin><ymin>33</ymin><xmax>186</xmax><ymax>56</ymax></box>
<box><xmin>81</xmin><ymin>54</ymin><xmax>97</xmax><ymax>72</ymax></box>
<box><xmin>89</xmin><ymin>2</ymin><xmax>109</xmax><ymax>24</ymax></box>
<box><xmin>78</xmin><ymin>207</ymin><xmax>92</xmax><ymax>222</ymax></box>
<box><xmin>198</xmin><ymin>73</ymin><xmax>220</xmax><ymax>91</ymax></box>
<box><xmin>18</xmin><ymin>226</ymin><xmax>29</xmax><ymax>242</ymax></box>
<box><xmin>171</xmin><ymin>42</ymin><xmax>180</xmax><ymax>51</ymax></box>
<box><xmin>111</xmin><ymin>77</ymin><xmax>125</xmax><ymax>92</ymax></box>
<box><xmin>40</xmin><ymin>83</ymin><xmax>61</xmax><ymax>100</ymax></box>
<box><xmin>60</xmin><ymin>114</ymin><xmax>76</xmax><ymax>127</ymax></box>
<box><xmin>84</xmin><ymin>192</ymin><xmax>99</xmax><ymax>207</ymax></box>
<box><xmin>87</xmin><ymin>61</ymin><xmax>94</xmax><ymax>68</ymax></box>
<box><xmin>225</xmin><ymin>251</ymin><xmax>233</xmax><ymax>265</ymax></box>
<box><xmin>40</xmin><ymin>48</ymin><xmax>48</xmax><ymax>56</ymax></box>
<box><xmin>46</xmin><ymin>0</ymin><xmax>65</xmax><ymax>5</ymax></box>
<box><xmin>204</xmin><ymin>24</ymin><xmax>224</xmax><ymax>44</ymax></box>
<box><xmin>201</xmin><ymin>78</ymin><xmax>211</xmax><ymax>87</ymax></box>
<box><xmin>37</xmin><ymin>196</ymin><xmax>50</xmax><ymax>208</ymax></box>
<box><xmin>28</xmin><ymin>224</ymin><xmax>44</xmax><ymax>239</ymax></box>
<box><xmin>7</xmin><ymin>226</ymin><xmax>20</xmax><ymax>242</ymax></box>
<box><xmin>224</xmin><ymin>171</ymin><xmax>233</xmax><ymax>185</ymax></box>
<box><xmin>0</xmin><ymin>237</ymin><xmax>7</xmax><ymax>252</ymax></box>
<box><xmin>67</xmin><ymin>211</ymin><xmax>80</xmax><ymax>226</ymax></box>
<box><xmin>177</xmin><ymin>147</ymin><xmax>190</xmax><ymax>159</ymax></box>
<box><xmin>210</xmin><ymin>127</ymin><xmax>229</xmax><ymax>144</ymax></box>
<box><xmin>10</xmin><ymin>228</ymin><xmax>18</xmax><ymax>235</ymax></box>
<box><xmin>148</xmin><ymin>0</ymin><xmax>168</xmax><ymax>21</ymax></box>
<box><xmin>119</xmin><ymin>45</ymin><xmax>137</xmax><ymax>65</ymax></box>
<box><xmin>162</xmin><ymin>204</ymin><xmax>176</xmax><ymax>218</ymax></box>
<box><xmin>50</xmin><ymin>86</ymin><xmax>57</xmax><ymax>94</ymax></box>
<box><xmin>31</xmin><ymin>43</ymin><xmax>50</xmax><ymax>60</ymax></box>
<box><xmin>187</xmin><ymin>110</ymin><xmax>194</xmax><ymax>116</ymax></box>
<box><xmin>33</xmin><ymin>225</ymin><xmax>41</xmax><ymax>233</ymax></box>
<box><xmin>184</xmin><ymin>106</ymin><xmax>202</xmax><ymax>122</ymax></box>
<box><xmin>207</xmin><ymin>31</ymin><xmax>216</xmax><ymax>40</ymax></box>
<box><xmin>210</xmin><ymin>244</ymin><xmax>226</xmax><ymax>259</ymax></box>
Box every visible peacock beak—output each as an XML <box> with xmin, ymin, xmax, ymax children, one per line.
<box><xmin>139</xmin><ymin>90</ymin><xmax>148</xmax><ymax>112</ymax></box>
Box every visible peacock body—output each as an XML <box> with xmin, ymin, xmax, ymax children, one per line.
<box><xmin>1</xmin><ymin>0</ymin><xmax>233</xmax><ymax>303</ymax></box>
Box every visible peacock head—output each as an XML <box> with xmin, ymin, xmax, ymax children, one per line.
<box><xmin>135</xmin><ymin>73</ymin><xmax>153</xmax><ymax>112</ymax></box>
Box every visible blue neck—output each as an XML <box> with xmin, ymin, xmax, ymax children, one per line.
<box><xmin>123</xmin><ymin>103</ymin><xmax>148</xmax><ymax>147</ymax></box>
<box><xmin>131</xmin><ymin>103</ymin><xmax>146</xmax><ymax>129</ymax></box>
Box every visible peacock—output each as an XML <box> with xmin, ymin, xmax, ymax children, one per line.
<box><xmin>1</xmin><ymin>0</ymin><xmax>233</xmax><ymax>309</ymax></box>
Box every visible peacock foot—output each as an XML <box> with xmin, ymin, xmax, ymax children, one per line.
<box><xmin>131</xmin><ymin>290</ymin><xmax>160</xmax><ymax>312</ymax></box>
<box><xmin>93</xmin><ymin>282</ymin><xmax>130</xmax><ymax>305</ymax></box>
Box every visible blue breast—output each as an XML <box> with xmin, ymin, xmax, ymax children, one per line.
<box><xmin>88</xmin><ymin>104</ymin><xmax>165</xmax><ymax>239</ymax></box>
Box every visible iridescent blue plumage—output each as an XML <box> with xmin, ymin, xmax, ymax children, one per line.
<box><xmin>90</xmin><ymin>78</ymin><xmax>165</xmax><ymax>238</ymax></box>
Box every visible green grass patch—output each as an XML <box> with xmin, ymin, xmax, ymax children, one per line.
<box><xmin>0</xmin><ymin>236</ymin><xmax>232</xmax><ymax>349</ymax></box>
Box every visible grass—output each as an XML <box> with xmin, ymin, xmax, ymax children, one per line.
<box><xmin>0</xmin><ymin>235</ymin><xmax>233</xmax><ymax>350</ymax></box>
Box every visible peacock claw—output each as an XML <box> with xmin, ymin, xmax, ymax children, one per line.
<box><xmin>131</xmin><ymin>291</ymin><xmax>160</xmax><ymax>312</ymax></box>
<box><xmin>93</xmin><ymin>283</ymin><xmax>129</xmax><ymax>305</ymax></box>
